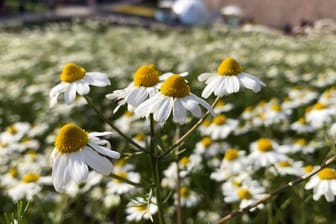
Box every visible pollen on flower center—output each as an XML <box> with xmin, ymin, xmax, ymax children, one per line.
<box><xmin>8</xmin><ymin>125</ymin><xmax>17</xmax><ymax>135</ymax></box>
<box><xmin>201</xmin><ymin>137</ymin><xmax>212</xmax><ymax>147</ymax></box>
<box><xmin>304</xmin><ymin>165</ymin><xmax>314</xmax><ymax>173</ymax></box>
<box><xmin>22</xmin><ymin>172</ymin><xmax>40</xmax><ymax>183</ymax></box>
<box><xmin>313</xmin><ymin>102</ymin><xmax>327</xmax><ymax>110</ymax></box>
<box><xmin>237</xmin><ymin>188</ymin><xmax>252</xmax><ymax>200</ymax></box>
<box><xmin>278</xmin><ymin>161</ymin><xmax>291</xmax><ymax>167</ymax></box>
<box><xmin>160</xmin><ymin>74</ymin><xmax>190</xmax><ymax>97</ymax></box>
<box><xmin>55</xmin><ymin>123</ymin><xmax>89</xmax><ymax>153</ymax></box>
<box><xmin>180</xmin><ymin>187</ymin><xmax>191</xmax><ymax>198</ymax></box>
<box><xmin>60</xmin><ymin>63</ymin><xmax>86</xmax><ymax>83</ymax></box>
<box><xmin>213</xmin><ymin>115</ymin><xmax>227</xmax><ymax>125</ymax></box>
<box><xmin>257</xmin><ymin>138</ymin><xmax>273</xmax><ymax>152</ymax></box>
<box><xmin>295</xmin><ymin>138</ymin><xmax>307</xmax><ymax>146</ymax></box>
<box><xmin>179</xmin><ymin>156</ymin><xmax>190</xmax><ymax>166</ymax></box>
<box><xmin>225</xmin><ymin>148</ymin><xmax>239</xmax><ymax>161</ymax></box>
<box><xmin>133</xmin><ymin>64</ymin><xmax>160</xmax><ymax>87</ymax></box>
<box><xmin>217</xmin><ymin>57</ymin><xmax>243</xmax><ymax>76</ymax></box>
<box><xmin>114</xmin><ymin>171</ymin><xmax>128</xmax><ymax>183</ymax></box>
<box><xmin>318</xmin><ymin>168</ymin><xmax>336</xmax><ymax>180</ymax></box>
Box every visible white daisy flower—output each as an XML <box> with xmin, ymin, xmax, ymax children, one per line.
<box><xmin>206</xmin><ymin>115</ymin><xmax>239</xmax><ymax>140</ymax></box>
<box><xmin>49</xmin><ymin>63</ymin><xmax>110</xmax><ymax>107</ymax></box>
<box><xmin>198</xmin><ymin>57</ymin><xmax>265</xmax><ymax>98</ymax></box>
<box><xmin>248</xmin><ymin>138</ymin><xmax>287</xmax><ymax>170</ymax></box>
<box><xmin>126</xmin><ymin>197</ymin><xmax>158</xmax><ymax>222</ymax></box>
<box><xmin>51</xmin><ymin>123</ymin><xmax>120</xmax><ymax>192</ymax></box>
<box><xmin>106</xmin><ymin>170</ymin><xmax>140</xmax><ymax>195</ymax></box>
<box><xmin>290</xmin><ymin>117</ymin><xmax>315</xmax><ymax>133</ymax></box>
<box><xmin>305</xmin><ymin>168</ymin><xmax>336</xmax><ymax>202</ymax></box>
<box><xmin>194</xmin><ymin>136</ymin><xmax>225</xmax><ymax>157</ymax></box>
<box><xmin>106</xmin><ymin>64</ymin><xmax>161</xmax><ymax>112</ymax></box>
<box><xmin>211</xmin><ymin>148</ymin><xmax>247</xmax><ymax>182</ymax></box>
<box><xmin>305</xmin><ymin>102</ymin><xmax>336</xmax><ymax>128</ymax></box>
<box><xmin>135</xmin><ymin>73</ymin><xmax>215</xmax><ymax>124</ymax></box>
<box><xmin>223</xmin><ymin>178</ymin><xmax>265</xmax><ymax>210</ymax></box>
<box><xmin>177</xmin><ymin>187</ymin><xmax>200</xmax><ymax>207</ymax></box>
<box><xmin>269</xmin><ymin>159</ymin><xmax>304</xmax><ymax>176</ymax></box>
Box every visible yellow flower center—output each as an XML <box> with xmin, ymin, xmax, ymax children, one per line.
<box><xmin>180</xmin><ymin>187</ymin><xmax>191</xmax><ymax>198</ymax></box>
<box><xmin>60</xmin><ymin>63</ymin><xmax>86</xmax><ymax>83</ymax></box>
<box><xmin>213</xmin><ymin>115</ymin><xmax>227</xmax><ymax>125</ymax></box>
<box><xmin>237</xmin><ymin>188</ymin><xmax>252</xmax><ymax>200</ymax></box>
<box><xmin>179</xmin><ymin>156</ymin><xmax>190</xmax><ymax>166</ymax></box>
<box><xmin>232</xmin><ymin>179</ymin><xmax>242</xmax><ymax>187</ymax></box>
<box><xmin>304</xmin><ymin>165</ymin><xmax>313</xmax><ymax>173</ymax></box>
<box><xmin>114</xmin><ymin>171</ymin><xmax>128</xmax><ymax>183</ymax></box>
<box><xmin>318</xmin><ymin>168</ymin><xmax>336</xmax><ymax>180</ymax></box>
<box><xmin>224</xmin><ymin>148</ymin><xmax>239</xmax><ymax>161</ymax></box>
<box><xmin>202</xmin><ymin>120</ymin><xmax>211</xmax><ymax>127</ymax></box>
<box><xmin>8</xmin><ymin>125</ymin><xmax>18</xmax><ymax>135</ymax></box>
<box><xmin>244</xmin><ymin>106</ymin><xmax>253</xmax><ymax>112</ymax></box>
<box><xmin>257</xmin><ymin>138</ymin><xmax>273</xmax><ymax>152</ymax></box>
<box><xmin>201</xmin><ymin>137</ymin><xmax>212</xmax><ymax>147</ymax></box>
<box><xmin>124</xmin><ymin>111</ymin><xmax>134</xmax><ymax>117</ymax></box>
<box><xmin>160</xmin><ymin>74</ymin><xmax>190</xmax><ymax>98</ymax></box>
<box><xmin>298</xmin><ymin>117</ymin><xmax>306</xmax><ymax>124</ymax></box>
<box><xmin>133</xmin><ymin>64</ymin><xmax>160</xmax><ymax>87</ymax></box>
<box><xmin>115</xmin><ymin>159</ymin><xmax>127</xmax><ymax>167</ymax></box>
<box><xmin>215</xmin><ymin>100</ymin><xmax>225</xmax><ymax>108</ymax></box>
<box><xmin>295</xmin><ymin>138</ymin><xmax>307</xmax><ymax>146</ymax></box>
<box><xmin>278</xmin><ymin>161</ymin><xmax>291</xmax><ymax>167</ymax></box>
<box><xmin>271</xmin><ymin>104</ymin><xmax>281</xmax><ymax>112</ymax></box>
<box><xmin>217</xmin><ymin>57</ymin><xmax>243</xmax><ymax>76</ymax></box>
<box><xmin>55</xmin><ymin>123</ymin><xmax>89</xmax><ymax>153</ymax></box>
<box><xmin>313</xmin><ymin>103</ymin><xmax>327</xmax><ymax>110</ymax></box>
<box><xmin>21</xmin><ymin>172</ymin><xmax>40</xmax><ymax>183</ymax></box>
<box><xmin>9</xmin><ymin>167</ymin><xmax>17</xmax><ymax>177</ymax></box>
<box><xmin>135</xmin><ymin>133</ymin><xmax>146</xmax><ymax>141</ymax></box>
<box><xmin>135</xmin><ymin>205</ymin><xmax>147</xmax><ymax>212</ymax></box>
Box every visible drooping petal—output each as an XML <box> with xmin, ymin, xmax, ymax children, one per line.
<box><xmin>52</xmin><ymin>154</ymin><xmax>71</xmax><ymax>192</ymax></box>
<box><xmin>173</xmin><ymin>98</ymin><xmax>187</xmax><ymax>124</ymax></box>
<box><xmin>75</xmin><ymin>80</ymin><xmax>90</xmax><ymax>95</ymax></box>
<box><xmin>88</xmin><ymin>142</ymin><xmax>120</xmax><ymax>159</ymax></box>
<box><xmin>68</xmin><ymin>152</ymin><xmax>89</xmax><ymax>183</ymax></box>
<box><xmin>63</xmin><ymin>84</ymin><xmax>77</xmax><ymax>105</ymax></box>
<box><xmin>239</xmin><ymin>73</ymin><xmax>265</xmax><ymax>93</ymax></box>
<box><xmin>198</xmin><ymin>72</ymin><xmax>216</xmax><ymax>82</ymax></box>
<box><xmin>225</xmin><ymin>76</ymin><xmax>240</xmax><ymax>94</ymax></box>
<box><xmin>82</xmin><ymin>147</ymin><xmax>113</xmax><ymax>175</ymax></box>
<box><xmin>127</xmin><ymin>87</ymin><xmax>149</xmax><ymax>107</ymax></box>
<box><xmin>85</xmin><ymin>72</ymin><xmax>111</xmax><ymax>86</ymax></box>
<box><xmin>181</xmin><ymin>96</ymin><xmax>202</xmax><ymax>117</ymax></box>
<box><xmin>154</xmin><ymin>96</ymin><xmax>173</xmax><ymax>123</ymax></box>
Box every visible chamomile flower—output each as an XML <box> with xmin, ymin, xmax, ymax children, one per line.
<box><xmin>198</xmin><ymin>57</ymin><xmax>265</xmax><ymax>98</ymax></box>
<box><xmin>305</xmin><ymin>103</ymin><xmax>335</xmax><ymax>128</ymax></box>
<box><xmin>106</xmin><ymin>64</ymin><xmax>161</xmax><ymax>112</ymax></box>
<box><xmin>177</xmin><ymin>187</ymin><xmax>200</xmax><ymax>207</ymax></box>
<box><xmin>206</xmin><ymin>115</ymin><xmax>239</xmax><ymax>140</ymax></box>
<box><xmin>269</xmin><ymin>159</ymin><xmax>304</xmax><ymax>176</ymax></box>
<box><xmin>51</xmin><ymin>123</ymin><xmax>120</xmax><ymax>192</ymax></box>
<box><xmin>49</xmin><ymin>63</ymin><xmax>110</xmax><ymax>107</ymax></box>
<box><xmin>290</xmin><ymin>117</ymin><xmax>315</xmax><ymax>133</ymax></box>
<box><xmin>305</xmin><ymin>168</ymin><xmax>336</xmax><ymax>202</ymax></box>
<box><xmin>135</xmin><ymin>73</ymin><xmax>215</xmax><ymax>124</ymax></box>
<box><xmin>194</xmin><ymin>136</ymin><xmax>224</xmax><ymax>157</ymax></box>
<box><xmin>106</xmin><ymin>170</ymin><xmax>140</xmax><ymax>195</ymax></box>
<box><xmin>248</xmin><ymin>138</ymin><xmax>287</xmax><ymax>169</ymax></box>
<box><xmin>211</xmin><ymin>148</ymin><xmax>247</xmax><ymax>181</ymax></box>
<box><xmin>126</xmin><ymin>197</ymin><xmax>158</xmax><ymax>222</ymax></box>
<box><xmin>223</xmin><ymin>178</ymin><xmax>265</xmax><ymax>210</ymax></box>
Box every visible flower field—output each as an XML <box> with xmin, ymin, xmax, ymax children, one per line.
<box><xmin>1</xmin><ymin>19</ymin><xmax>336</xmax><ymax>223</ymax></box>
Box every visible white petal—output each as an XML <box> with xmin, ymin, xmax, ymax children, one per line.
<box><xmin>82</xmin><ymin>147</ymin><xmax>113</xmax><ymax>175</ymax></box>
<box><xmin>239</xmin><ymin>73</ymin><xmax>265</xmax><ymax>93</ymax></box>
<box><xmin>159</xmin><ymin>72</ymin><xmax>174</xmax><ymax>80</ymax></box>
<box><xmin>189</xmin><ymin>93</ymin><xmax>215</xmax><ymax>116</ymax></box>
<box><xmin>49</xmin><ymin>82</ymin><xmax>68</xmax><ymax>97</ymax></box>
<box><xmin>214</xmin><ymin>77</ymin><xmax>228</xmax><ymax>96</ymax></box>
<box><xmin>201</xmin><ymin>79</ymin><xmax>218</xmax><ymax>98</ymax></box>
<box><xmin>181</xmin><ymin>96</ymin><xmax>202</xmax><ymax>117</ymax></box>
<box><xmin>85</xmin><ymin>72</ymin><xmax>111</xmax><ymax>86</ymax></box>
<box><xmin>225</xmin><ymin>76</ymin><xmax>240</xmax><ymax>94</ymax></box>
<box><xmin>198</xmin><ymin>72</ymin><xmax>216</xmax><ymax>82</ymax></box>
<box><xmin>75</xmin><ymin>80</ymin><xmax>90</xmax><ymax>95</ymax></box>
<box><xmin>52</xmin><ymin>154</ymin><xmax>71</xmax><ymax>192</ymax></box>
<box><xmin>127</xmin><ymin>88</ymin><xmax>149</xmax><ymax>107</ymax></box>
<box><xmin>68</xmin><ymin>152</ymin><xmax>89</xmax><ymax>183</ymax></box>
<box><xmin>173</xmin><ymin>98</ymin><xmax>187</xmax><ymax>124</ymax></box>
<box><xmin>154</xmin><ymin>96</ymin><xmax>173</xmax><ymax>123</ymax></box>
<box><xmin>63</xmin><ymin>84</ymin><xmax>77</xmax><ymax>105</ymax></box>
<box><xmin>88</xmin><ymin>142</ymin><xmax>120</xmax><ymax>159</ymax></box>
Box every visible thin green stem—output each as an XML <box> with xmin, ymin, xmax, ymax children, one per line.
<box><xmin>84</xmin><ymin>95</ymin><xmax>145</xmax><ymax>151</ymax></box>
<box><xmin>149</xmin><ymin>115</ymin><xmax>165</xmax><ymax>224</ymax></box>
<box><xmin>174</xmin><ymin>126</ymin><xmax>182</xmax><ymax>224</ymax></box>
<box><xmin>110</xmin><ymin>173</ymin><xmax>144</xmax><ymax>188</ymax></box>
<box><xmin>159</xmin><ymin>96</ymin><xmax>220</xmax><ymax>159</ymax></box>
<box><xmin>215</xmin><ymin>154</ymin><xmax>336</xmax><ymax>224</ymax></box>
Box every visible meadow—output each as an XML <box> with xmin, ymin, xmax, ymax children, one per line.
<box><xmin>1</xmin><ymin>19</ymin><xmax>336</xmax><ymax>223</ymax></box>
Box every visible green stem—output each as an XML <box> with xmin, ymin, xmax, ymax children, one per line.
<box><xmin>84</xmin><ymin>95</ymin><xmax>145</xmax><ymax>151</ymax></box>
<box><xmin>110</xmin><ymin>173</ymin><xmax>144</xmax><ymax>188</ymax></box>
<box><xmin>149</xmin><ymin>115</ymin><xmax>165</xmax><ymax>224</ymax></box>
<box><xmin>159</xmin><ymin>96</ymin><xmax>220</xmax><ymax>159</ymax></box>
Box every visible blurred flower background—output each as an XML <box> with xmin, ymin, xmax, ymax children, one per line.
<box><xmin>1</xmin><ymin>1</ymin><xmax>336</xmax><ymax>222</ymax></box>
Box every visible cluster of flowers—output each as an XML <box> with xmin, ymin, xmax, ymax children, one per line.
<box><xmin>1</xmin><ymin>21</ymin><xmax>336</xmax><ymax>223</ymax></box>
